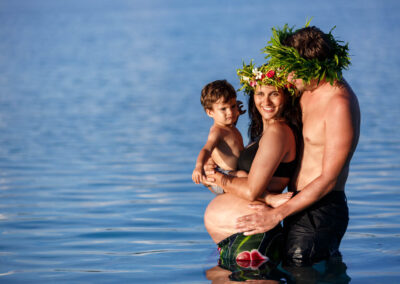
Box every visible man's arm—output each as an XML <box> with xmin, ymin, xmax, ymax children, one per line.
<box><xmin>236</xmin><ymin>95</ymin><xmax>355</xmax><ymax>234</ymax></box>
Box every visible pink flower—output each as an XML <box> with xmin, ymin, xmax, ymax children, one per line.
<box><xmin>266</xmin><ymin>70</ymin><xmax>275</xmax><ymax>78</ymax></box>
<box><xmin>250</xmin><ymin>81</ymin><xmax>257</xmax><ymax>87</ymax></box>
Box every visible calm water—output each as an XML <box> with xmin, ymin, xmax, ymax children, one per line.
<box><xmin>0</xmin><ymin>0</ymin><xmax>399</xmax><ymax>283</ymax></box>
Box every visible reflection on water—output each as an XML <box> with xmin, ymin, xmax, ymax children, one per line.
<box><xmin>206</xmin><ymin>257</ymin><xmax>351</xmax><ymax>283</ymax></box>
<box><xmin>0</xmin><ymin>0</ymin><xmax>400</xmax><ymax>283</ymax></box>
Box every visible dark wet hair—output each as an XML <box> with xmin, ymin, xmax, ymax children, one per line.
<box><xmin>201</xmin><ymin>80</ymin><xmax>237</xmax><ymax>111</ymax></box>
<box><xmin>282</xmin><ymin>26</ymin><xmax>333</xmax><ymax>61</ymax></box>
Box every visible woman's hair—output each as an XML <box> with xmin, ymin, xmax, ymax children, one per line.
<box><xmin>247</xmin><ymin>88</ymin><xmax>303</xmax><ymax>150</ymax></box>
<box><xmin>247</xmin><ymin>90</ymin><xmax>263</xmax><ymax>142</ymax></box>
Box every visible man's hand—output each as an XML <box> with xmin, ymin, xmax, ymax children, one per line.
<box><xmin>236</xmin><ymin>203</ymin><xmax>282</xmax><ymax>235</ymax></box>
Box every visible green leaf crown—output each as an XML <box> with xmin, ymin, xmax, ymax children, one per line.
<box><xmin>237</xmin><ymin>60</ymin><xmax>297</xmax><ymax>96</ymax></box>
<box><xmin>263</xmin><ymin>22</ymin><xmax>351</xmax><ymax>84</ymax></box>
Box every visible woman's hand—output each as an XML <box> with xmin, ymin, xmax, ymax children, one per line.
<box><xmin>206</xmin><ymin>170</ymin><xmax>225</xmax><ymax>188</ymax></box>
<box><xmin>235</xmin><ymin>203</ymin><xmax>281</xmax><ymax>235</ymax></box>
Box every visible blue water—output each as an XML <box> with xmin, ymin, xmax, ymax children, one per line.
<box><xmin>0</xmin><ymin>0</ymin><xmax>399</xmax><ymax>283</ymax></box>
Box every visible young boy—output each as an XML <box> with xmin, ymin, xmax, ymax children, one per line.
<box><xmin>192</xmin><ymin>80</ymin><xmax>245</xmax><ymax>194</ymax></box>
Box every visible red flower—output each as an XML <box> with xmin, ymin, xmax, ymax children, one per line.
<box><xmin>236</xmin><ymin>249</ymin><xmax>269</xmax><ymax>269</ymax></box>
<box><xmin>236</xmin><ymin>251</ymin><xmax>251</xmax><ymax>268</ymax></box>
<box><xmin>236</xmin><ymin>251</ymin><xmax>251</xmax><ymax>261</ymax></box>
<box><xmin>285</xmin><ymin>83</ymin><xmax>295</xmax><ymax>89</ymax></box>
<box><xmin>250</xmin><ymin>250</ymin><xmax>267</xmax><ymax>261</ymax></box>
<box><xmin>266</xmin><ymin>70</ymin><xmax>275</xmax><ymax>78</ymax></box>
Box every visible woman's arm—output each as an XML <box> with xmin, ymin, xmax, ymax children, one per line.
<box><xmin>209</xmin><ymin>124</ymin><xmax>291</xmax><ymax>201</ymax></box>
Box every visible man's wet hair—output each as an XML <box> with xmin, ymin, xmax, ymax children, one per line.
<box><xmin>283</xmin><ymin>26</ymin><xmax>334</xmax><ymax>61</ymax></box>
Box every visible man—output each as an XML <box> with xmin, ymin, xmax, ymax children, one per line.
<box><xmin>235</xmin><ymin>25</ymin><xmax>361</xmax><ymax>266</ymax></box>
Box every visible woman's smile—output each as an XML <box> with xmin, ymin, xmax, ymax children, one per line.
<box><xmin>261</xmin><ymin>106</ymin><xmax>275</xmax><ymax>112</ymax></box>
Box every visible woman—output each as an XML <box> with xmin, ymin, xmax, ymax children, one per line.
<box><xmin>203</xmin><ymin>62</ymin><xmax>302</xmax><ymax>269</ymax></box>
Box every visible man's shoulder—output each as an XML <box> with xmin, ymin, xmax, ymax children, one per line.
<box><xmin>332</xmin><ymin>79</ymin><xmax>356</xmax><ymax>99</ymax></box>
<box><xmin>328</xmin><ymin>81</ymin><xmax>358</xmax><ymax>109</ymax></box>
<box><xmin>314</xmin><ymin>80</ymin><xmax>355</xmax><ymax>105</ymax></box>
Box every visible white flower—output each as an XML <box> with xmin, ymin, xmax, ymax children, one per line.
<box><xmin>252</xmin><ymin>68</ymin><xmax>262</xmax><ymax>80</ymax></box>
<box><xmin>242</xmin><ymin>76</ymin><xmax>250</xmax><ymax>82</ymax></box>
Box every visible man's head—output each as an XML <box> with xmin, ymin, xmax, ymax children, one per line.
<box><xmin>283</xmin><ymin>26</ymin><xmax>333</xmax><ymax>62</ymax></box>
<box><xmin>283</xmin><ymin>26</ymin><xmax>334</xmax><ymax>91</ymax></box>
<box><xmin>263</xmin><ymin>23</ymin><xmax>351</xmax><ymax>88</ymax></box>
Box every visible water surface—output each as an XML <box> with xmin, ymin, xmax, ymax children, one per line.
<box><xmin>0</xmin><ymin>0</ymin><xmax>399</xmax><ymax>283</ymax></box>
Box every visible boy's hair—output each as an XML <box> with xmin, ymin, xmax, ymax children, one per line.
<box><xmin>200</xmin><ymin>80</ymin><xmax>237</xmax><ymax>111</ymax></box>
<box><xmin>282</xmin><ymin>26</ymin><xmax>333</xmax><ymax>61</ymax></box>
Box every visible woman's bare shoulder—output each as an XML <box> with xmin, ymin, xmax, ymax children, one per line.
<box><xmin>260</xmin><ymin>121</ymin><xmax>292</xmax><ymax>142</ymax></box>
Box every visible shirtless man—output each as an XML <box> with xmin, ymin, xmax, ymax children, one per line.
<box><xmin>235</xmin><ymin>26</ymin><xmax>361</xmax><ymax>266</ymax></box>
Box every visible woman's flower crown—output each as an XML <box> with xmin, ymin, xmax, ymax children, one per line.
<box><xmin>263</xmin><ymin>21</ymin><xmax>351</xmax><ymax>84</ymax></box>
<box><xmin>237</xmin><ymin>60</ymin><xmax>297</xmax><ymax>96</ymax></box>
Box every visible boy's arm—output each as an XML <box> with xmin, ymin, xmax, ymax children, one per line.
<box><xmin>192</xmin><ymin>127</ymin><xmax>220</xmax><ymax>184</ymax></box>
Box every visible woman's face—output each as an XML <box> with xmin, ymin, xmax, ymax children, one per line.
<box><xmin>254</xmin><ymin>85</ymin><xmax>285</xmax><ymax>122</ymax></box>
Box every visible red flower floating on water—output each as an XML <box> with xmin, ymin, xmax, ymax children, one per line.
<box><xmin>236</xmin><ymin>249</ymin><xmax>269</xmax><ymax>269</ymax></box>
<box><xmin>266</xmin><ymin>70</ymin><xmax>275</xmax><ymax>78</ymax></box>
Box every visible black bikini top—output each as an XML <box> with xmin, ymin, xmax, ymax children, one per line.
<box><xmin>237</xmin><ymin>139</ymin><xmax>296</xmax><ymax>178</ymax></box>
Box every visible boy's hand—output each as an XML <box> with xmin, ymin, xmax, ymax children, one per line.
<box><xmin>192</xmin><ymin>168</ymin><xmax>205</xmax><ymax>184</ymax></box>
<box><xmin>201</xmin><ymin>158</ymin><xmax>217</xmax><ymax>186</ymax></box>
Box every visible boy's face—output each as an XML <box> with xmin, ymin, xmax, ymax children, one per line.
<box><xmin>206</xmin><ymin>98</ymin><xmax>239</xmax><ymax>127</ymax></box>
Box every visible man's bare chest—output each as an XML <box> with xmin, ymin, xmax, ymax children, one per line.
<box><xmin>302</xmin><ymin>103</ymin><xmax>326</xmax><ymax>146</ymax></box>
